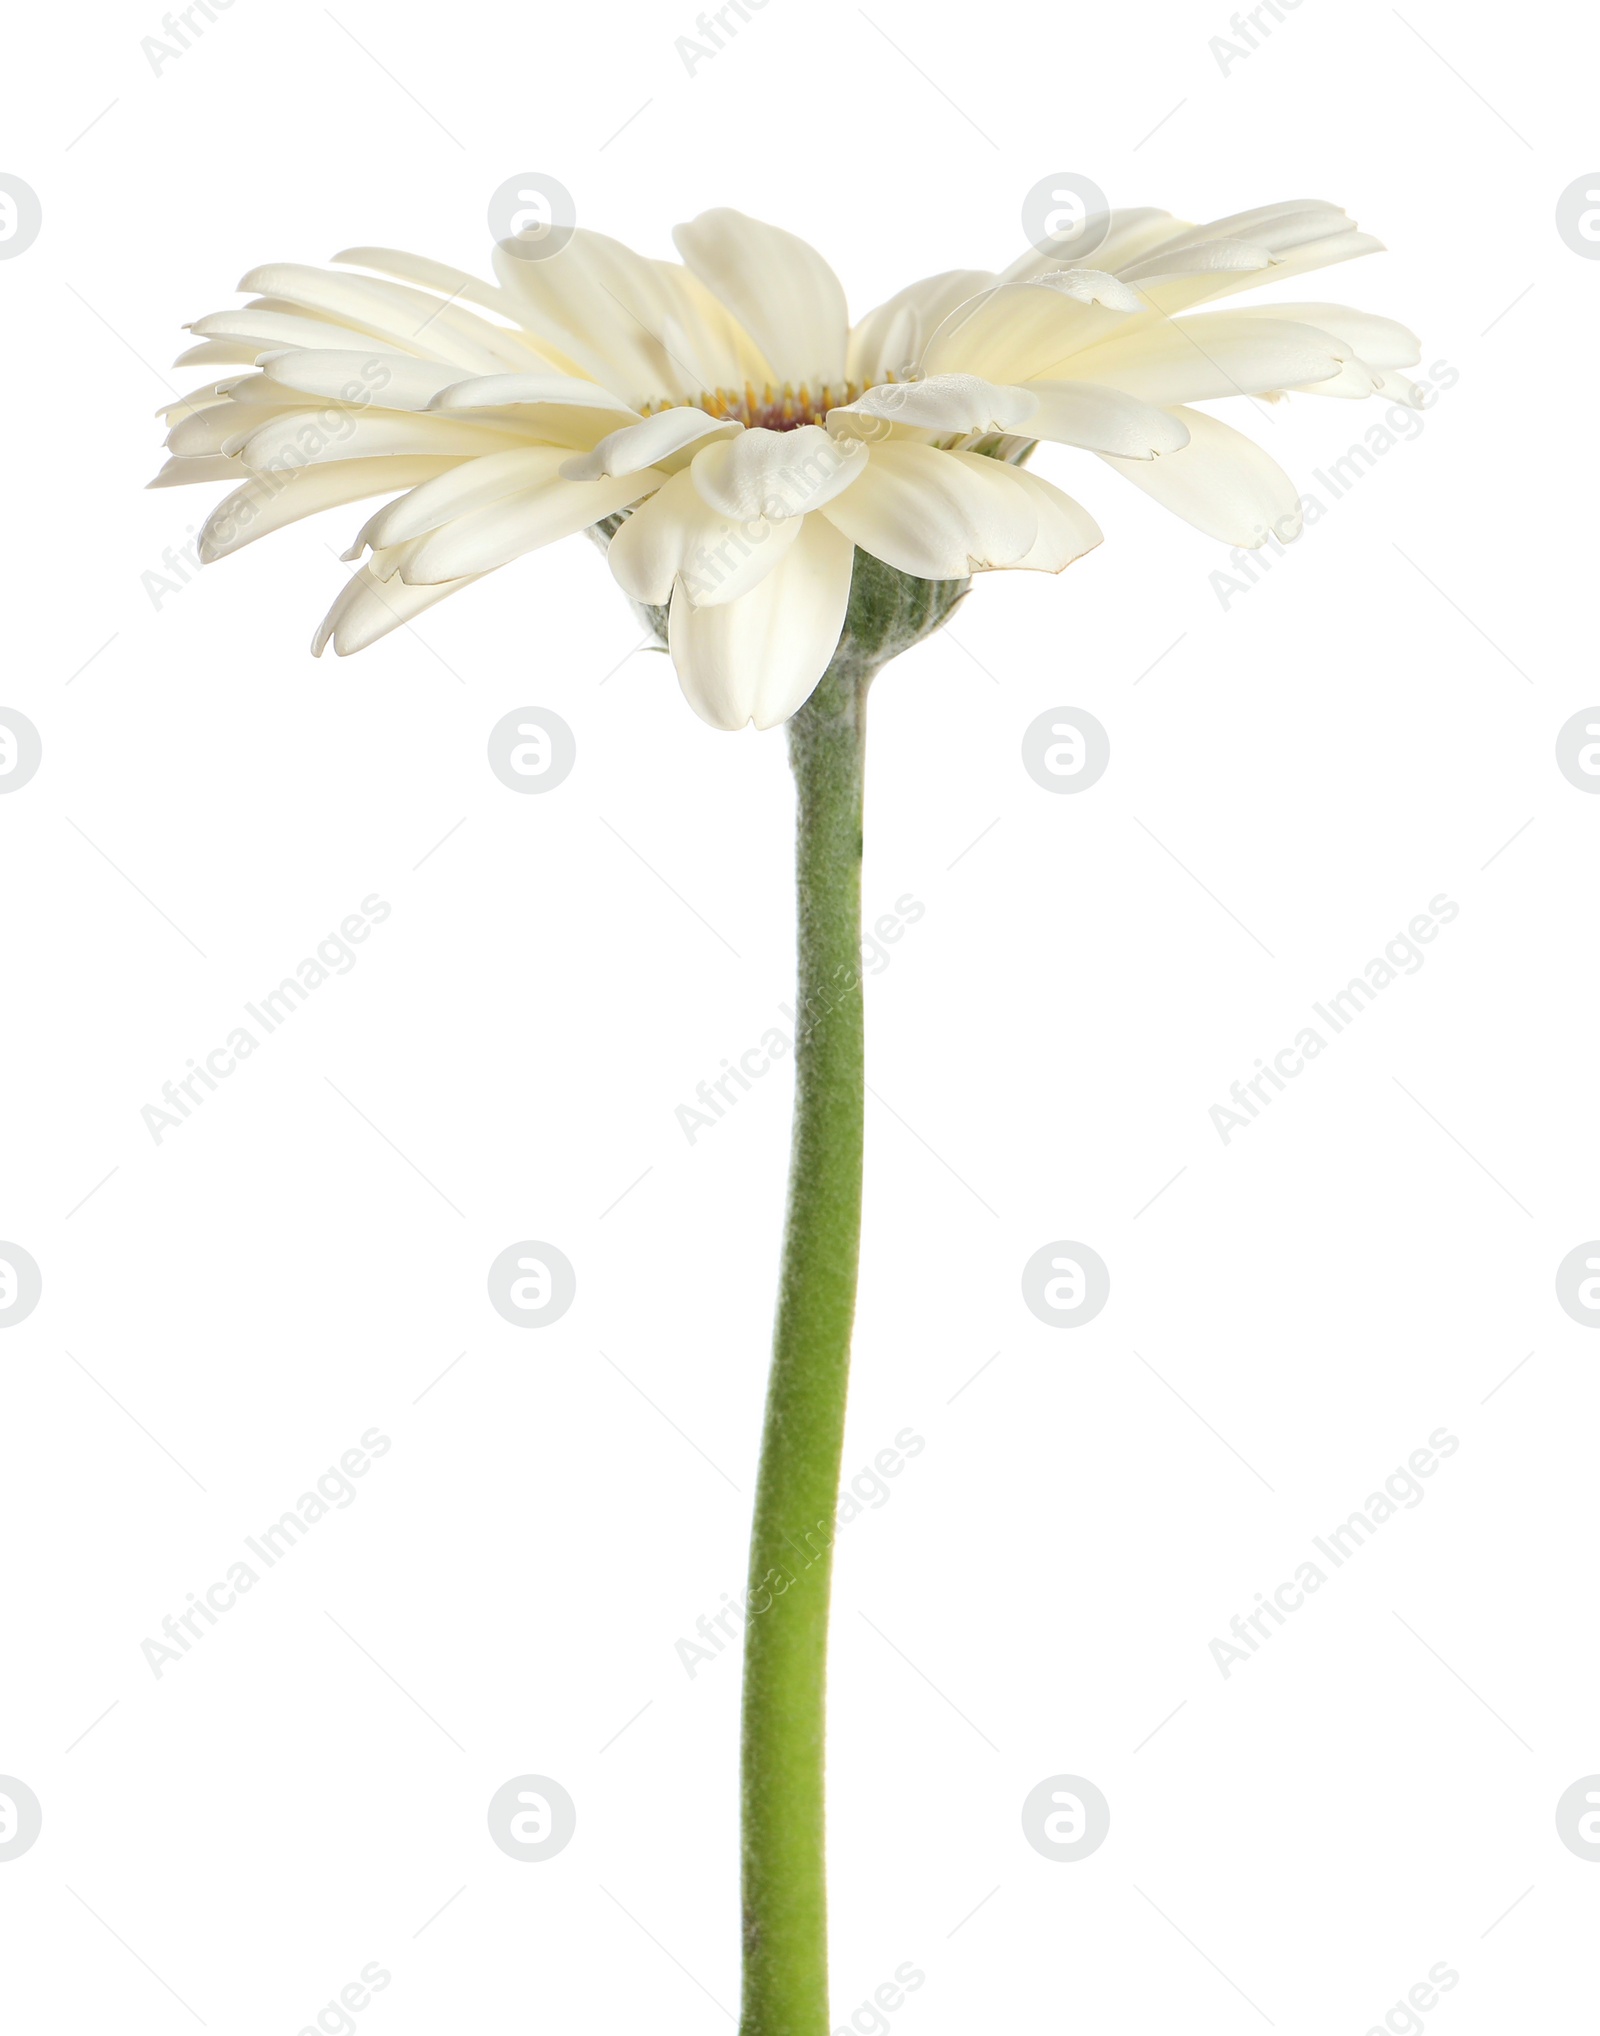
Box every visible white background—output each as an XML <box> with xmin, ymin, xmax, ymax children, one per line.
<box><xmin>2</xmin><ymin>0</ymin><xmax>1597</xmax><ymax>2030</ymax></box>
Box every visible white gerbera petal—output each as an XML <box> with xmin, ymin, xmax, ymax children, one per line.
<box><xmin>348</xmin><ymin>448</ymin><xmax>572</xmax><ymax>554</ymax></box>
<box><xmin>920</xmin><ymin>274</ymin><xmax>1142</xmax><ymax>384</ymax></box>
<box><xmin>995</xmin><ymin>208</ymin><xmax>1183</xmax><ymax>286</ymax></box>
<box><xmin>1222</xmin><ymin>302</ymin><xmax>1420</xmax><ymax>370</ymax></box>
<box><xmin>1002</xmin><ymin>469</ymin><xmax>1104</xmax><ymax>573</ymax></box>
<box><xmin>560</xmin><ymin>409</ymin><xmax>740</xmax><ymax>482</ymax></box>
<box><xmin>428</xmin><ymin>372</ymin><xmax>637</xmax><ymax>415</ymax></box>
<box><xmin>166</xmin><ymin>402</ymin><xmax>300</xmax><ymax>457</ymax></box>
<box><xmin>821</xmin><ymin>443</ymin><xmax>1037</xmax><ymax>579</ymax></box>
<box><xmin>491</xmin><ymin>229</ymin><xmax>737</xmax><ymax>406</ymax></box>
<box><xmin>691</xmin><ymin>425</ymin><xmax>867</xmax><ymax>522</ymax></box>
<box><xmin>651</xmin><ymin>261</ymin><xmax>775</xmax><ymax>391</ymax></box>
<box><xmin>1135</xmin><ymin>230</ymin><xmax>1386</xmax><ymax>316</ymax></box>
<box><xmin>667</xmin><ymin>513</ymin><xmax>855</xmax><ymax>730</ymax></box>
<box><xmin>190</xmin><ymin>307</ymin><xmax>398</xmax><ymax>355</ymax></box>
<box><xmin>175</xmin><ymin>339</ymin><xmax>267</xmax><ymax>369</ymax></box>
<box><xmin>847</xmin><ymin>271</ymin><xmax>997</xmax><ymax>385</ymax></box>
<box><xmin>1057</xmin><ymin>313</ymin><xmax>1345</xmax><ymax>404</ymax></box>
<box><xmin>255</xmin><ymin>350</ymin><xmax>466</xmax><ymax>410</ymax></box>
<box><xmin>200</xmin><ymin>455</ymin><xmax>457</xmax><ymax>562</ymax></box>
<box><xmin>1100</xmin><ymin>407</ymin><xmax>1303</xmax><ymax>547</ymax></box>
<box><xmin>237</xmin><ymin>263</ymin><xmax>535</xmax><ymax>372</ymax></box>
<box><xmin>148</xmin><ymin>454</ymin><xmax>248</xmax><ymax>488</ymax></box>
<box><xmin>1116</xmin><ymin>239</ymin><xmax>1276</xmax><ymax>285</ymax></box>
<box><xmin>1006</xmin><ymin>381</ymin><xmax>1189</xmax><ymax>458</ymax></box>
<box><xmin>1287</xmin><ymin>359</ymin><xmax>1379</xmax><ymax>399</ymax></box>
<box><xmin>1125</xmin><ymin>209</ymin><xmax>1356</xmax><ymax>302</ymax></box>
<box><xmin>234</xmin><ymin>410</ymin><xmax>531</xmax><ymax>469</ymax></box>
<box><xmin>332</xmin><ymin>245</ymin><xmax>540</xmax><ymax>329</ymax></box>
<box><xmin>312</xmin><ymin>562</ymin><xmax>482</xmax><ymax>656</ymax></box>
<box><xmin>674</xmin><ymin>209</ymin><xmax>850</xmax><ymax>386</ymax></box>
<box><xmin>400</xmin><ymin>468</ymin><xmax>666</xmax><ymax>585</ymax></box>
<box><xmin>827</xmin><ymin>374</ymin><xmax>1037</xmax><ymax>436</ymax></box>
<box><xmin>607</xmin><ymin>469</ymin><xmax>801</xmax><ymax>609</ymax></box>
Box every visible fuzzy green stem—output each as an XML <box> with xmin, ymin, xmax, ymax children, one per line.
<box><xmin>739</xmin><ymin>650</ymin><xmax>868</xmax><ymax>2036</ymax></box>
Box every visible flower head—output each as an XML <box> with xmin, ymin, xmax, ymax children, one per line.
<box><xmin>155</xmin><ymin>200</ymin><xmax>1418</xmax><ymax>728</ymax></box>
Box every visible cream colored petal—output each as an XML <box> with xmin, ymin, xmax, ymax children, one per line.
<box><xmin>920</xmin><ymin>272</ymin><xmax>1144</xmax><ymax>383</ymax></box>
<box><xmin>1132</xmin><ymin>231</ymin><xmax>1385</xmax><ymax>315</ymax></box>
<box><xmin>1287</xmin><ymin>359</ymin><xmax>1379</xmax><ymax>399</ymax></box>
<box><xmin>237</xmin><ymin>264</ymin><xmax>537</xmax><ymax>372</ymax></box>
<box><xmin>679</xmin><ymin>516</ymin><xmax>805</xmax><ymax>608</ymax></box>
<box><xmin>235</xmin><ymin>411</ymin><xmax>531</xmax><ymax>469</ymax></box>
<box><xmin>255</xmin><ymin>349</ymin><xmax>466</xmax><ymax>410</ymax></box>
<box><xmin>429</xmin><ymin>371</ymin><xmax>633</xmax><ymax>410</ymax></box>
<box><xmin>174</xmin><ymin>339</ymin><xmax>263</xmax><ymax>368</ymax></box>
<box><xmin>651</xmin><ymin>260</ymin><xmax>775</xmax><ymax>390</ymax></box>
<box><xmin>1145</xmin><ymin>204</ymin><xmax>1353</xmax><ymax>262</ymax></box>
<box><xmin>167</xmin><ymin>402</ymin><xmax>306</xmax><ymax>456</ymax></box>
<box><xmin>148</xmin><ymin>454</ymin><xmax>250</xmax><ymax>488</ymax></box>
<box><xmin>1101</xmin><ymin>406</ymin><xmax>1302</xmax><ymax>546</ymax></box>
<box><xmin>426</xmin><ymin>373</ymin><xmax>640</xmax><ymax>441</ymax></box>
<box><xmin>560</xmin><ymin>408</ymin><xmax>739</xmax><ymax>481</ymax></box>
<box><xmin>1022</xmin><ymin>381</ymin><xmax>1191</xmax><ymax>457</ymax></box>
<box><xmin>847</xmin><ymin>270</ymin><xmax>997</xmax><ymax>385</ymax></box>
<box><xmin>1222</xmin><ymin>302</ymin><xmax>1420</xmax><ymax>370</ymax></box>
<box><xmin>157</xmin><ymin>384</ymin><xmax>239</xmax><ymax>423</ymax></box>
<box><xmin>1117</xmin><ymin>239</ymin><xmax>1275</xmax><ymax>285</ymax></box>
<box><xmin>400</xmin><ymin>468</ymin><xmax>664</xmax><ymax>585</ymax></box>
<box><xmin>331</xmin><ymin>246</ymin><xmax>598</xmax><ymax>382</ymax></box>
<box><xmin>691</xmin><ymin>425</ymin><xmax>867</xmax><ymax>522</ymax></box>
<box><xmin>490</xmin><ymin>229</ymin><xmax>721</xmax><ymax>407</ymax></box>
<box><xmin>1120</xmin><ymin>208</ymin><xmax>1358</xmax><ymax>313</ymax></box>
<box><xmin>331</xmin><ymin>246</ymin><xmax>562</xmax><ymax>343</ymax></box>
<box><xmin>993</xmin><ymin>468</ymin><xmax>1103</xmax><ymax>573</ymax></box>
<box><xmin>667</xmin><ymin>513</ymin><xmax>855</xmax><ymax>730</ymax></box>
<box><xmin>350</xmin><ymin>448</ymin><xmax>572</xmax><ymax>552</ymax></box>
<box><xmin>425</xmin><ymin>371</ymin><xmax>641</xmax><ymax>449</ymax></box>
<box><xmin>189</xmin><ymin>307</ymin><xmax>388</xmax><ymax>354</ymax></box>
<box><xmin>199</xmin><ymin>455</ymin><xmax>458</xmax><ymax>562</ymax></box>
<box><xmin>312</xmin><ymin>563</ymin><xmax>482</xmax><ymax>655</ymax></box>
<box><xmin>607</xmin><ymin>469</ymin><xmax>804</xmax><ymax>609</ymax></box>
<box><xmin>996</xmin><ymin>208</ymin><xmax>1186</xmax><ymax>285</ymax></box>
<box><xmin>820</xmin><ymin>443</ymin><xmax>1036</xmax><ymax>578</ymax></box>
<box><xmin>673</xmin><ymin>208</ymin><xmax>849</xmax><ymax>386</ymax></box>
<box><xmin>1056</xmin><ymin>314</ymin><xmax>1345</xmax><ymax>403</ymax></box>
<box><xmin>827</xmin><ymin>374</ymin><xmax>1037</xmax><ymax>436</ymax></box>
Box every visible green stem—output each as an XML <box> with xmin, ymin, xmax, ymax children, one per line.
<box><xmin>739</xmin><ymin>650</ymin><xmax>868</xmax><ymax>2036</ymax></box>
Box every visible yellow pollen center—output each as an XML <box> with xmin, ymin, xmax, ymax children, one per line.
<box><xmin>642</xmin><ymin>375</ymin><xmax>895</xmax><ymax>433</ymax></box>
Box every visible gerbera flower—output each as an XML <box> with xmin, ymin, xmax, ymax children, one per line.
<box><xmin>153</xmin><ymin>200</ymin><xmax>1418</xmax><ymax>728</ymax></box>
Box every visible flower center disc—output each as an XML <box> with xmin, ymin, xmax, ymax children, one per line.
<box><xmin>646</xmin><ymin>379</ymin><xmax>874</xmax><ymax>432</ymax></box>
